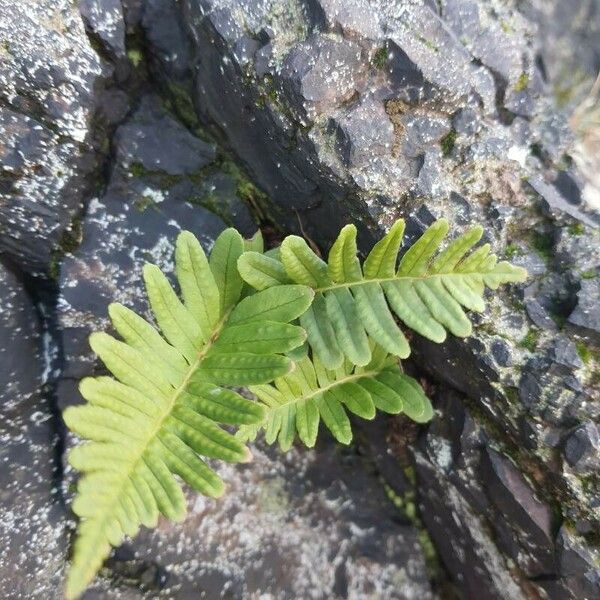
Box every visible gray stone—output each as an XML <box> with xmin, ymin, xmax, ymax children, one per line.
<box><xmin>556</xmin><ymin>526</ymin><xmax>600</xmax><ymax>599</ymax></box>
<box><xmin>568</xmin><ymin>278</ymin><xmax>600</xmax><ymax>344</ymax></box>
<box><xmin>280</xmin><ymin>34</ymin><xmax>365</xmax><ymax>119</ymax></box>
<box><xmin>57</xmin><ymin>96</ymin><xmax>230</xmax><ymax>410</ymax></box>
<box><xmin>142</xmin><ymin>0</ymin><xmax>192</xmax><ymax>80</ymax></box>
<box><xmin>320</xmin><ymin>0</ymin><xmax>382</xmax><ymax>39</ymax></box>
<box><xmin>548</xmin><ymin>337</ymin><xmax>584</xmax><ymax>371</ymax></box>
<box><xmin>0</xmin><ymin>263</ymin><xmax>43</xmax><ymax>405</ymax></box>
<box><xmin>0</xmin><ymin>0</ymin><xmax>111</xmax><ymax>274</ymax></box>
<box><xmin>480</xmin><ymin>448</ymin><xmax>554</xmax><ymax>576</ymax></box>
<box><xmin>3</xmin><ymin>0</ymin><xmax>600</xmax><ymax>597</ymax></box>
<box><xmin>0</xmin><ymin>263</ymin><xmax>68</xmax><ymax>597</ymax></box>
<box><xmin>114</xmin><ymin>96</ymin><xmax>216</xmax><ymax>175</ymax></box>
<box><xmin>529</xmin><ymin>176</ymin><xmax>600</xmax><ymax>229</ymax></box>
<box><xmin>331</xmin><ymin>96</ymin><xmax>395</xmax><ymax>168</ymax></box>
<box><xmin>80</xmin><ymin>0</ymin><xmax>126</xmax><ymax>59</ymax></box>
<box><xmin>401</xmin><ymin>113</ymin><xmax>451</xmax><ymax>158</ymax></box>
<box><xmin>564</xmin><ymin>422</ymin><xmax>600</xmax><ymax>473</ymax></box>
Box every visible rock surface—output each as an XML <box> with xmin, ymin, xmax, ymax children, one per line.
<box><xmin>0</xmin><ymin>0</ymin><xmax>115</xmax><ymax>274</ymax></box>
<box><xmin>0</xmin><ymin>263</ymin><xmax>68</xmax><ymax>598</ymax></box>
<box><xmin>0</xmin><ymin>0</ymin><xmax>599</xmax><ymax>599</ymax></box>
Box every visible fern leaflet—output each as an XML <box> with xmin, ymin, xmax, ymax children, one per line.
<box><xmin>63</xmin><ymin>228</ymin><xmax>313</xmax><ymax>598</ymax></box>
<box><xmin>237</xmin><ymin>345</ymin><xmax>433</xmax><ymax>450</ymax></box>
<box><xmin>238</xmin><ymin>219</ymin><xmax>527</xmax><ymax>369</ymax></box>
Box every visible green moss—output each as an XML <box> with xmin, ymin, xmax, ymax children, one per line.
<box><xmin>505</xmin><ymin>243</ymin><xmax>521</xmax><ymax>259</ymax></box>
<box><xmin>500</xmin><ymin>20</ymin><xmax>514</xmax><ymax>34</ymax></box>
<box><xmin>577</xmin><ymin>342</ymin><xmax>592</xmax><ymax>364</ymax></box>
<box><xmin>134</xmin><ymin>196</ymin><xmax>156</xmax><ymax>212</ymax></box>
<box><xmin>129</xmin><ymin>162</ymin><xmax>147</xmax><ymax>178</ymax></box>
<box><xmin>440</xmin><ymin>130</ymin><xmax>457</xmax><ymax>157</ymax></box>
<box><xmin>372</xmin><ymin>46</ymin><xmax>389</xmax><ymax>70</ymax></box>
<box><xmin>503</xmin><ymin>386</ymin><xmax>519</xmax><ymax>404</ymax></box>
<box><xmin>127</xmin><ymin>48</ymin><xmax>143</xmax><ymax>68</ymax></box>
<box><xmin>519</xmin><ymin>328</ymin><xmax>540</xmax><ymax>352</ymax></box>
<box><xmin>164</xmin><ymin>83</ymin><xmax>202</xmax><ymax>132</ymax></box>
<box><xmin>581</xmin><ymin>269</ymin><xmax>597</xmax><ymax>280</ymax></box>
<box><xmin>550</xmin><ymin>311</ymin><xmax>567</xmax><ymax>329</ymax></box>
<box><xmin>417</xmin><ymin>35</ymin><xmax>439</xmax><ymax>52</ymax></box>
<box><xmin>530</xmin><ymin>142</ymin><xmax>545</xmax><ymax>161</ymax></box>
<box><xmin>576</xmin><ymin>342</ymin><xmax>600</xmax><ymax>366</ymax></box>
<box><xmin>568</xmin><ymin>223</ymin><xmax>585</xmax><ymax>236</ymax></box>
<box><xmin>529</xmin><ymin>230</ymin><xmax>553</xmax><ymax>262</ymax></box>
<box><xmin>48</xmin><ymin>215</ymin><xmax>84</xmax><ymax>279</ymax></box>
<box><xmin>514</xmin><ymin>73</ymin><xmax>529</xmax><ymax>92</ymax></box>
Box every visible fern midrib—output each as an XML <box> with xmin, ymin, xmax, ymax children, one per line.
<box><xmin>313</xmin><ymin>270</ymin><xmax>488</xmax><ymax>293</ymax></box>
<box><xmin>79</xmin><ymin>310</ymin><xmax>231</xmax><ymax>559</ymax></box>
<box><xmin>260</xmin><ymin>368</ymin><xmax>382</xmax><ymax>410</ymax></box>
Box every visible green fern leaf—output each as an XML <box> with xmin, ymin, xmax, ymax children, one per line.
<box><xmin>237</xmin><ymin>347</ymin><xmax>434</xmax><ymax>451</ymax></box>
<box><xmin>63</xmin><ymin>228</ymin><xmax>313</xmax><ymax>599</ymax></box>
<box><xmin>238</xmin><ymin>219</ymin><xmax>527</xmax><ymax>369</ymax></box>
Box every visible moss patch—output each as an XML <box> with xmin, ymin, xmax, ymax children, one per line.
<box><xmin>529</xmin><ymin>230</ymin><xmax>553</xmax><ymax>262</ymax></box>
<box><xmin>440</xmin><ymin>130</ymin><xmax>457</xmax><ymax>157</ymax></box>
<box><xmin>505</xmin><ymin>243</ymin><xmax>521</xmax><ymax>259</ymax></box>
<box><xmin>372</xmin><ymin>46</ymin><xmax>389</xmax><ymax>70</ymax></box>
<box><xmin>514</xmin><ymin>73</ymin><xmax>529</xmax><ymax>92</ymax></box>
<box><xmin>568</xmin><ymin>222</ymin><xmax>585</xmax><ymax>236</ymax></box>
<box><xmin>518</xmin><ymin>328</ymin><xmax>540</xmax><ymax>352</ymax></box>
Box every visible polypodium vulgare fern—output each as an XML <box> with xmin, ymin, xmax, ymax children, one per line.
<box><xmin>64</xmin><ymin>218</ymin><xmax>526</xmax><ymax>599</ymax></box>
<box><xmin>238</xmin><ymin>219</ymin><xmax>527</xmax><ymax>368</ymax></box>
<box><xmin>237</xmin><ymin>344</ymin><xmax>433</xmax><ymax>450</ymax></box>
<box><xmin>63</xmin><ymin>228</ymin><xmax>313</xmax><ymax>598</ymax></box>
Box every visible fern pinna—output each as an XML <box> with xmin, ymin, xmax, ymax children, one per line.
<box><xmin>63</xmin><ymin>229</ymin><xmax>313</xmax><ymax>598</ymax></box>
<box><xmin>238</xmin><ymin>218</ymin><xmax>527</xmax><ymax>369</ymax></box>
<box><xmin>237</xmin><ymin>344</ymin><xmax>433</xmax><ymax>450</ymax></box>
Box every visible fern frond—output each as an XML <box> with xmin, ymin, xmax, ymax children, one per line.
<box><xmin>238</xmin><ymin>219</ymin><xmax>527</xmax><ymax>369</ymax></box>
<box><xmin>237</xmin><ymin>345</ymin><xmax>433</xmax><ymax>451</ymax></box>
<box><xmin>63</xmin><ymin>229</ymin><xmax>313</xmax><ymax>599</ymax></box>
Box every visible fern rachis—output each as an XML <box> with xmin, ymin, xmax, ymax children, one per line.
<box><xmin>63</xmin><ymin>229</ymin><xmax>313</xmax><ymax>598</ymax></box>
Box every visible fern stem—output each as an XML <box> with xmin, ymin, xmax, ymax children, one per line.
<box><xmin>313</xmin><ymin>271</ymin><xmax>483</xmax><ymax>293</ymax></box>
<box><xmin>260</xmin><ymin>368</ymin><xmax>382</xmax><ymax>407</ymax></box>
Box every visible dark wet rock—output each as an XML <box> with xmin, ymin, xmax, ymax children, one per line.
<box><xmin>3</xmin><ymin>0</ymin><xmax>600</xmax><ymax>598</ymax></box>
<box><xmin>80</xmin><ymin>0</ymin><xmax>127</xmax><ymax>60</ymax></box>
<box><xmin>401</xmin><ymin>113</ymin><xmax>451</xmax><ymax>158</ymax></box>
<box><xmin>564</xmin><ymin>422</ymin><xmax>600</xmax><ymax>474</ymax></box>
<box><xmin>0</xmin><ymin>0</ymin><xmax>113</xmax><ymax>274</ymax></box>
<box><xmin>480</xmin><ymin>448</ymin><xmax>554</xmax><ymax>576</ymax></box>
<box><xmin>567</xmin><ymin>278</ymin><xmax>600</xmax><ymax>344</ymax></box>
<box><xmin>0</xmin><ymin>264</ymin><xmax>43</xmax><ymax>403</ymax></box>
<box><xmin>556</xmin><ymin>526</ymin><xmax>600</xmax><ymax>598</ymax></box>
<box><xmin>0</xmin><ymin>263</ymin><xmax>68</xmax><ymax>597</ymax></box>
<box><xmin>524</xmin><ymin>296</ymin><xmax>559</xmax><ymax>331</ymax></box>
<box><xmin>114</xmin><ymin>96</ymin><xmax>216</xmax><ymax>175</ymax></box>
<box><xmin>548</xmin><ymin>337</ymin><xmax>584</xmax><ymax>371</ymax></box>
<box><xmin>522</xmin><ymin>0</ymin><xmax>600</xmax><ymax>110</ymax></box>
<box><xmin>141</xmin><ymin>0</ymin><xmax>193</xmax><ymax>81</ymax></box>
<box><xmin>529</xmin><ymin>176</ymin><xmax>600</xmax><ymax>228</ymax></box>
<box><xmin>413</xmin><ymin>393</ymin><xmax>530</xmax><ymax>599</ymax></box>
